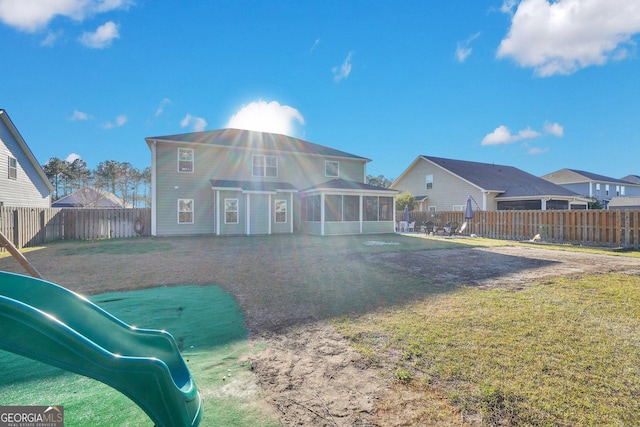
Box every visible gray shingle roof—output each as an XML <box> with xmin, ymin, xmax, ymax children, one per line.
<box><xmin>209</xmin><ymin>179</ymin><xmax>297</xmax><ymax>192</ymax></box>
<box><xmin>422</xmin><ymin>156</ymin><xmax>579</xmax><ymax>198</ymax></box>
<box><xmin>303</xmin><ymin>178</ymin><xmax>397</xmax><ymax>192</ymax></box>
<box><xmin>565</xmin><ymin>169</ymin><xmax>632</xmax><ymax>185</ymax></box>
<box><xmin>147</xmin><ymin>128</ymin><xmax>369</xmax><ymax>161</ymax></box>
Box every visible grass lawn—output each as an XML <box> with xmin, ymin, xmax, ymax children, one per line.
<box><xmin>0</xmin><ymin>285</ymin><xmax>279</xmax><ymax>427</ymax></box>
<box><xmin>335</xmin><ymin>273</ymin><xmax>640</xmax><ymax>425</ymax></box>
<box><xmin>1</xmin><ymin>234</ymin><xmax>639</xmax><ymax>425</ymax></box>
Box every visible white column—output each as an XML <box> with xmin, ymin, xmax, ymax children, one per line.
<box><xmin>320</xmin><ymin>194</ymin><xmax>325</xmax><ymax>236</ymax></box>
<box><xmin>268</xmin><ymin>194</ymin><xmax>272</xmax><ymax>235</ymax></box>
<box><xmin>246</xmin><ymin>193</ymin><xmax>251</xmax><ymax>235</ymax></box>
<box><xmin>215</xmin><ymin>190</ymin><xmax>220</xmax><ymax>235</ymax></box>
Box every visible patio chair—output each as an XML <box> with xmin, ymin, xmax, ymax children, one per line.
<box><xmin>423</xmin><ymin>221</ymin><xmax>435</xmax><ymax>235</ymax></box>
<box><xmin>457</xmin><ymin>221</ymin><xmax>468</xmax><ymax>235</ymax></box>
<box><xmin>444</xmin><ymin>221</ymin><xmax>458</xmax><ymax>236</ymax></box>
<box><xmin>407</xmin><ymin>221</ymin><xmax>415</xmax><ymax>232</ymax></box>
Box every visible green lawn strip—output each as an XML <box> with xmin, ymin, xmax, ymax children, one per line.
<box><xmin>334</xmin><ymin>274</ymin><xmax>640</xmax><ymax>425</ymax></box>
<box><xmin>0</xmin><ymin>285</ymin><xmax>279</xmax><ymax>427</ymax></box>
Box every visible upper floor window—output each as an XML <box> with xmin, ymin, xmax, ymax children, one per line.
<box><xmin>178</xmin><ymin>148</ymin><xmax>194</xmax><ymax>173</ymax></box>
<box><xmin>253</xmin><ymin>155</ymin><xmax>278</xmax><ymax>177</ymax></box>
<box><xmin>605</xmin><ymin>184</ymin><xmax>610</xmax><ymax>196</ymax></box>
<box><xmin>595</xmin><ymin>183</ymin><xmax>600</xmax><ymax>195</ymax></box>
<box><xmin>8</xmin><ymin>157</ymin><xmax>17</xmax><ymax>180</ymax></box>
<box><xmin>177</xmin><ymin>199</ymin><xmax>194</xmax><ymax>224</ymax></box>
<box><xmin>426</xmin><ymin>174</ymin><xmax>433</xmax><ymax>190</ymax></box>
<box><xmin>621</xmin><ymin>186</ymin><xmax>626</xmax><ymax>196</ymax></box>
<box><xmin>616</xmin><ymin>185</ymin><xmax>620</xmax><ymax>196</ymax></box>
<box><xmin>325</xmin><ymin>161</ymin><xmax>339</xmax><ymax>177</ymax></box>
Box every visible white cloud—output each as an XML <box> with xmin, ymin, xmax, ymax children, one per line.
<box><xmin>543</xmin><ymin>121</ymin><xmax>564</xmax><ymax>137</ymax></box>
<box><xmin>527</xmin><ymin>147</ymin><xmax>549</xmax><ymax>155</ymax></box>
<box><xmin>332</xmin><ymin>51</ymin><xmax>354</xmax><ymax>82</ymax></box>
<box><xmin>180</xmin><ymin>114</ymin><xmax>207</xmax><ymax>132</ymax></box>
<box><xmin>310</xmin><ymin>38</ymin><xmax>320</xmax><ymax>53</ymax></box>
<box><xmin>455</xmin><ymin>32</ymin><xmax>481</xmax><ymax>63</ymax></box>
<box><xmin>482</xmin><ymin>125</ymin><xmax>540</xmax><ymax>145</ymax></box>
<box><xmin>65</xmin><ymin>152</ymin><xmax>81</xmax><ymax>163</ymax></box>
<box><xmin>497</xmin><ymin>0</ymin><xmax>640</xmax><ymax>76</ymax></box>
<box><xmin>103</xmin><ymin>114</ymin><xmax>127</xmax><ymax>129</ymax></box>
<box><xmin>226</xmin><ymin>100</ymin><xmax>305</xmax><ymax>137</ymax></box>
<box><xmin>0</xmin><ymin>0</ymin><xmax>133</xmax><ymax>32</ymax></box>
<box><xmin>79</xmin><ymin>21</ymin><xmax>119</xmax><ymax>48</ymax></box>
<box><xmin>41</xmin><ymin>29</ymin><xmax>63</xmax><ymax>46</ymax></box>
<box><xmin>155</xmin><ymin>98</ymin><xmax>171</xmax><ymax>116</ymax></box>
<box><xmin>70</xmin><ymin>109</ymin><xmax>91</xmax><ymax>121</ymax></box>
<box><xmin>482</xmin><ymin>120</ymin><xmax>565</xmax><ymax>146</ymax></box>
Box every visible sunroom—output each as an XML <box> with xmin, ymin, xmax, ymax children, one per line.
<box><xmin>299</xmin><ymin>179</ymin><xmax>397</xmax><ymax>235</ymax></box>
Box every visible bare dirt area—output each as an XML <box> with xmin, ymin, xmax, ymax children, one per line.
<box><xmin>2</xmin><ymin>237</ymin><xmax>639</xmax><ymax>426</ymax></box>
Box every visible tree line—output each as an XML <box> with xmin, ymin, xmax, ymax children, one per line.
<box><xmin>42</xmin><ymin>158</ymin><xmax>151</xmax><ymax>208</ymax></box>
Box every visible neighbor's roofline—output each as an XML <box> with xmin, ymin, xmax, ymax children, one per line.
<box><xmin>0</xmin><ymin>109</ymin><xmax>54</xmax><ymax>193</ymax></box>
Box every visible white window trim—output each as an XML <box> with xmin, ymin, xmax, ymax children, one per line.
<box><xmin>225</xmin><ymin>198</ymin><xmax>239</xmax><ymax>224</ymax></box>
<box><xmin>426</xmin><ymin>174</ymin><xmax>433</xmax><ymax>190</ymax></box>
<box><xmin>8</xmin><ymin>157</ymin><xmax>17</xmax><ymax>180</ymax></box>
<box><xmin>325</xmin><ymin>160</ymin><xmax>339</xmax><ymax>178</ymax></box>
<box><xmin>252</xmin><ymin>154</ymin><xmax>278</xmax><ymax>178</ymax></box>
<box><xmin>177</xmin><ymin>148</ymin><xmax>194</xmax><ymax>173</ymax></box>
<box><xmin>177</xmin><ymin>199</ymin><xmax>194</xmax><ymax>224</ymax></box>
<box><xmin>275</xmin><ymin>199</ymin><xmax>287</xmax><ymax>223</ymax></box>
<box><xmin>452</xmin><ymin>205</ymin><xmax>465</xmax><ymax>211</ymax></box>
<box><xmin>428</xmin><ymin>206</ymin><xmax>436</xmax><ymax>212</ymax></box>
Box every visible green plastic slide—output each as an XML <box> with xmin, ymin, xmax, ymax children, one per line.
<box><xmin>0</xmin><ymin>271</ymin><xmax>202</xmax><ymax>427</ymax></box>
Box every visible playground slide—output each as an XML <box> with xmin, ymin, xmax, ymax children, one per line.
<box><xmin>0</xmin><ymin>271</ymin><xmax>202</xmax><ymax>427</ymax></box>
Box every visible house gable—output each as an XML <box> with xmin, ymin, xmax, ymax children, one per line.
<box><xmin>0</xmin><ymin>110</ymin><xmax>53</xmax><ymax>208</ymax></box>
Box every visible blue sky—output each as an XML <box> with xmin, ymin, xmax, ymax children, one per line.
<box><xmin>1</xmin><ymin>0</ymin><xmax>639</xmax><ymax>181</ymax></box>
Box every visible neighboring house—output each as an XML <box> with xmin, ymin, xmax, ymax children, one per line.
<box><xmin>391</xmin><ymin>155</ymin><xmax>589</xmax><ymax>212</ymax></box>
<box><xmin>608</xmin><ymin>196</ymin><xmax>640</xmax><ymax>210</ymax></box>
<box><xmin>622</xmin><ymin>174</ymin><xmax>640</xmax><ymax>185</ymax></box>
<box><xmin>0</xmin><ymin>109</ymin><xmax>53</xmax><ymax>208</ymax></box>
<box><xmin>541</xmin><ymin>169</ymin><xmax>640</xmax><ymax>209</ymax></box>
<box><xmin>145</xmin><ymin>129</ymin><xmax>396</xmax><ymax>236</ymax></box>
<box><xmin>52</xmin><ymin>187</ymin><xmax>132</xmax><ymax>208</ymax></box>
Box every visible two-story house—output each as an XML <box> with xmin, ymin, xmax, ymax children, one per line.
<box><xmin>541</xmin><ymin>169</ymin><xmax>640</xmax><ymax>208</ymax></box>
<box><xmin>145</xmin><ymin>129</ymin><xmax>397</xmax><ymax>236</ymax></box>
<box><xmin>0</xmin><ymin>109</ymin><xmax>53</xmax><ymax>208</ymax></box>
<box><xmin>391</xmin><ymin>155</ymin><xmax>589</xmax><ymax>212</ymax></box>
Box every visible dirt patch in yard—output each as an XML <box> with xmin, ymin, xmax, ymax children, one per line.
<box><xmin>1</xmin><ymin>237</ymin><xmax>639</xmax><ymax>426</ymax></box>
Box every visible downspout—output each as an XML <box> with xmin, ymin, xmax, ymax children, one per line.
<box><xmin>268</xmin><ymin>194</ymin><xmax>272</xmax><ymax>235</ymax></box>
<box><xmin>246</xmin><ymin>193</ymin><xmax>251</xmax><ymax>235</ymax></box>
<box><xmin>150</xmin><ymin>141</ymin><xmax>157</xmax><ymax>236</ymax></box>
<box><xmin>290</xmin><ymin>192</ymin><xmax>294</xmax><ymax>234</ymax></box>
<box><xmin>215</xmin><ymin>190</ymin><xmax>220</xmax><ymax>235</ymax></box>
<box><xmin>321</xmin><ymin>193</ymin><xmax>325</xmax><ymax>236</ymax></box>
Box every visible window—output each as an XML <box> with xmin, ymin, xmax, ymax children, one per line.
<box><xmin>225</xmin><ymin>199</ymin><xmax>238</xmax><ymax>224</ymax></box>
<box><xmin>177</xmin><ymin>148</ymin><xmax>194</xmax><ymax>173</ymax></box>
<box><xmin>8</xmin><ymin>157</ymin><xmax>17</xmax><ymax>180</ymax></box>
<box><xmin>595</xmin><ymin>183</ymin><xmax>600</xmax><ymax>196</ymax></box>
<box><xmin>253</xmin><ymin>155</ymin><xmax>278</xmax><ymax>177</ymax></box>
<box><xmin>177</xmin><ymin>199</ymin><xmax>194</xmax><ymax>224</ymax></box>
<box><xmin>605</xmin><ymin>184</ymin><xmax>609</xmax><ymax>196</ymax></box>
<box><xmin>325</xmin><ymin>195</ymin><xmax>342</xmax><ymax>221</ymax></box>
<box><xmin>426</xmin><ymin>174</ymin><xmax>433</xmax><ymax>190</ymax></box>
<box><xmin>275</xmin><ymin>199</ymin><xmax>287</xmax><ymax>223</ymax></box>
<box><xmin>325</xmin><ymin>161</ymin><xmax>339</xmax><ymax>177</ymax></box>
<box><xmin>379</xmin><ymin>197</ymin><xmax>393</xmax><ymax>221</ymax></box>
<box><xmin>616</xmin><ymin>185</ymin><xmax>620</xmax><ymax>196</ymax></box>
<box><xmin>364</xmin><ymin>196</ymin><xmax>379</xmax><ymax>221</ymax></box>
<box><xmin>343</xmin><ymin>195</ymin><xmax>359</xmax><ymax>221</ymax></box>
<box><xmin>621</xmin><ymin>186</ymin><xmax>626</xmax><ymax>196</ymax></box>
<box><xmin>428</xmin><ymin>206</ymin><xmax>437</xmax><ymax>212</ymax></box>
<box><xmin>452</xmin><ymin>205</ymin><xmax>465</xmax><ymax>211</ymax></box>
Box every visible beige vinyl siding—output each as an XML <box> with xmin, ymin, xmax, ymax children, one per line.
<box><xmin>154</xmin><ymin>144</ymin><xmax>215</xmax><ymax>235</ymax></box>
<box><xmin>0</xmin><ymin>125</ymin><xmax>51</xmax><ymax>208</ymax></box>
<box><xmin>394</xmin><ymin>159</ymin><xmax>483</xmax><ymax>211</ymax></box>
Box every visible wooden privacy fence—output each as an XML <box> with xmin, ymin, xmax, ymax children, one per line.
<box><xmin>0</xmin><ymin>207</ymin><xmax>151</xmax><ymax>249</ymax></box>
<box><xmin>404</xmin><ymin>209</ymin><xmax>640</xmax><ymax>248</ymax></box>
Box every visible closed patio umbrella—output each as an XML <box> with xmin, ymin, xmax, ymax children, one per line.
<box><xmin>403</xmin><ymin>205</ymin><xmax>410</xmax><ymax>222</ymax></box>
<box><xmin>465</xmin><ymin>196</ymin><xmax>474</xmax><ymax>220</ymax></box>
